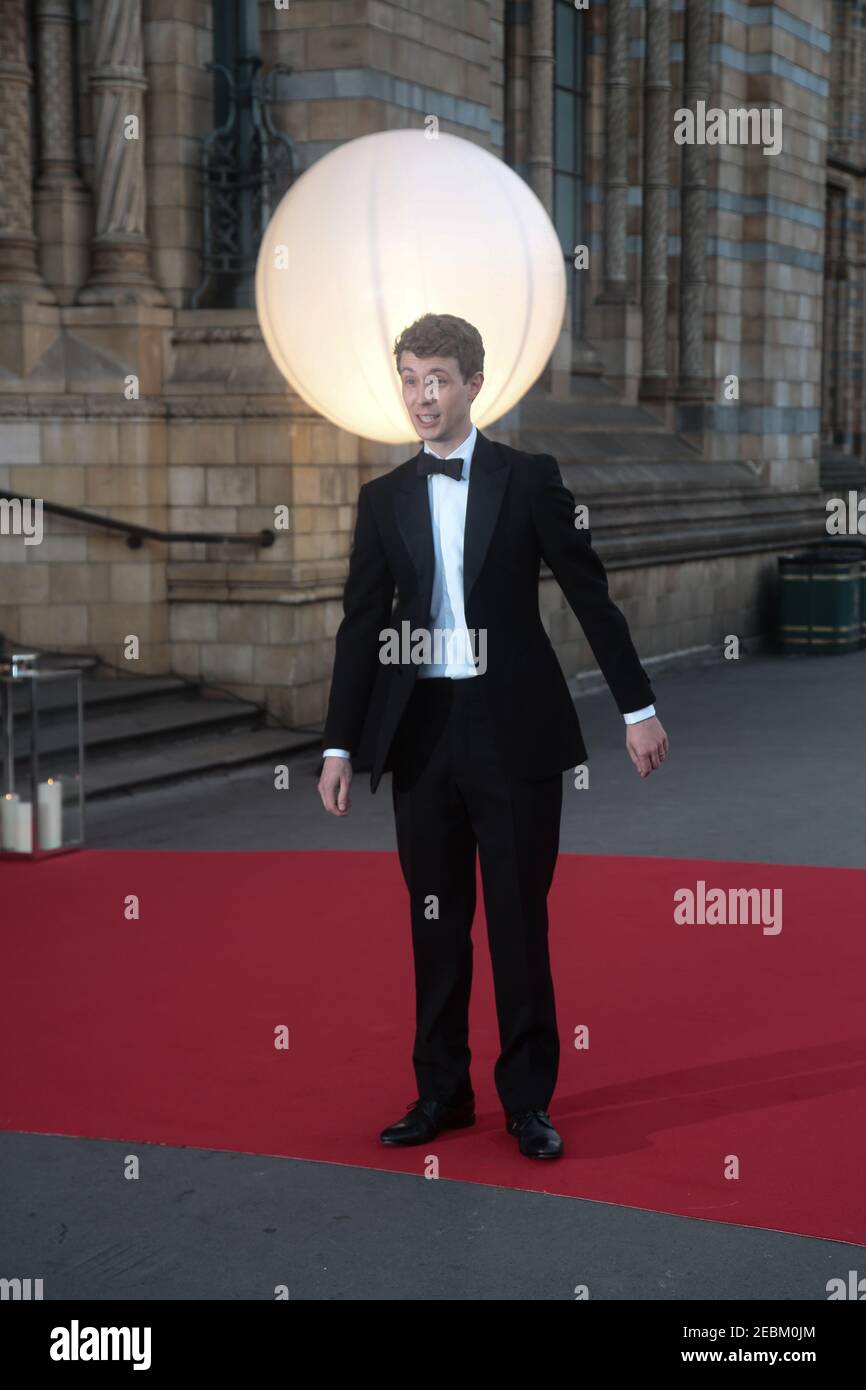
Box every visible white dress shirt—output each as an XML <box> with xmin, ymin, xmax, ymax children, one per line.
<box><xmin>417</xmin><ymin>423</ymin><xmax>479</xmax><ymax>679</ymax></box>
<box><xmin>323</xmin><ymin>427</ymin><xmax>655</xmax><ymax>757</ymax></box>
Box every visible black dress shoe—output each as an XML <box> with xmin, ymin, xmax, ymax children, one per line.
<box><xmin>505</xmin><ymin>1109</ymin><xmax>563</xmax><ymax>1158</ymax></box>
<box><xmin>380</xmin><ymin>1096</ymin><xmax>475</xmax><ymax>1145</ymax></box>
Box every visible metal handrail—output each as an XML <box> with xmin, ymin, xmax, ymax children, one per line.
<box><xmin>0</xmin><ymin>490</ymin><xmax>275</xmax><ymax>549</ymax></box>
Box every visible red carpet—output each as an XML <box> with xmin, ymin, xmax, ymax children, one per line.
<box><xmin>2</xmin><ymin>849</ymin><xmax>865</xmax><ymax>1245</ymax></box>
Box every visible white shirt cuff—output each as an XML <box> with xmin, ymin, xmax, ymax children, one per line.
<box><xmin>623</xmin><ymin>704</ymin><xmax>655</xmax><ymax>724</ymax></box>
<box><xmin>322</xmin><ymin>748</ymin><xmax>351</xmax><ymax>758</ymax></box>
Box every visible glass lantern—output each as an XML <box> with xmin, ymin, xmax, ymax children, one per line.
<box><xmin>0</xmin><ymin>652</ymin><xmax>85</xmax><ymax>859</ymax></box>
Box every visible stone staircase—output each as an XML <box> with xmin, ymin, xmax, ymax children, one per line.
<box><xmin>821</xmin><ymin>444</ymin><xmax>866</xmax><ymax>492</ymax></box>
<box><xmin>516</xmin><ymin>373</ymin><xmax>701</xmax><ymax>471</ymax></box>
<box><xmin>508</xmin><ymin>373</ymin><xmax>823</xmax><ymax>564</ymax></box>
<box><xmin>2</xmin><ymin>651</ymin><xmax>320</xmax><ymax>800</ymax></box>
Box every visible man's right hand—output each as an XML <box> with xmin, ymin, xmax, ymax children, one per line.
<box><xmin>318</xmin><ymin>756</ymin><xmax>353</xmax><ymax>816</ymax></box>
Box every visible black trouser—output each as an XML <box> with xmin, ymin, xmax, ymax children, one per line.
<box><xmin>389</xmin><ymin>673</ymin><xmax>563</xmax><ymax>1116</ymax></box>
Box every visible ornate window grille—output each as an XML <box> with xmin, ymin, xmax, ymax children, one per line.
<box><xmin>193</xmin><ymin>58</ymin><xmax>296</xmax><ymax>309</ymax></box>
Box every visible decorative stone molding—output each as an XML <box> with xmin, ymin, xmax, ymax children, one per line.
<box><xmin>33</xmin><ymin>0</ymin><xmax>92</xmax><ymax>304</ymax></box>
<box><xmin>164</xmin><ymin>400</ymin><xmax>305</xmax><ymax>419</ymax></box>
<box><xmin>0</xmin><ymin>0</ymin><xmax>56</xmax><ymax>303</ymax></box>
<box><xmin>170</xmin><ymin>327</ymin><xmax>265</xmax><ymax>345</ymax></box>
<box><xmin>77</xmin><ymin>0</ymin><xmax>166</xmax><ymax>305</ymax></box>
<box><xmin>35</xmin><ymin>0</ymin><xmax>83</xmax><ymax>189</ymax></box>
<box><xmin>0</xmin><ymin>394</ymin><xmax>310</xmax><ymax>419</ymax></box>
<box><xmin>0</xmin><ymin>396</ymin><xmax>167</xmax><ymax>417</ymax></box>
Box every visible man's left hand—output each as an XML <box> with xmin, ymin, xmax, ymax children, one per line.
<box><xmin>626</xmin><ymin>715</ymin><xmax>668</xmax><ymax>778</ymax></box>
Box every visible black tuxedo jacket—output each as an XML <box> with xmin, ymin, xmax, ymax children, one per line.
<box><xmin>321</xmin><ymin>428</ymin><xmax>655</xmax><ymax>792</ymax></box>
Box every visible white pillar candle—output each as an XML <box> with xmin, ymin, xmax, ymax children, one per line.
<box><xmin>15</xmin><ymin>801</ymin><xmax>33</xmax><ymax>854</ymax></box>
<box><xmin>1</xmin><ymin>792</ymin><xmax>19</xmax><ymax>850</ymax></box>
<box><xmin>37</xmin><ymin>779</ymin><xmax>63</xmax><ymax>850</ymax></box>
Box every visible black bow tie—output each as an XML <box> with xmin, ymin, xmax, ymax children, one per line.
<box><xmin>417</xmin><ymin>453</ymin><xmax>465</xmax><ymax>482</ymax></box>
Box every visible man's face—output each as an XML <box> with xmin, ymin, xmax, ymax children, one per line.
<box><xmin>398</xmin><ymin>351</ymin><xmax>483</xmax><ymax>447</ymax></box>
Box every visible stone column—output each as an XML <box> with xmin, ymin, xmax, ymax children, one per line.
<box><xmin>78</xmin><ymin>0</ymin><xmax>165</xmax><ymax>304</ymax></box>
<box><xmin>527</xmin><ymin>0</ymin><xmax>554</xmax><ymax>215</ymax></box>
<box><xmin>591</xmin><ymin>0</ymin><xmax>641</xmax><ymax>401</ymax></box>
<box><xmin>677</xmin><ymin>0</ymin><xmax>709</xmax><ymax>397</ymax></box>
<box><xmin>0</xmin><ymin>0</ymin><xmax>56</xmax><ymax>303</ymax></box>
<box><xmin>33</xmin><ymin>0</ymin><xmax>91</xmax><ymax>304</ymax></box>
<box><xmin>599</xmin><ymin>0</ymin><xmax>628</xmax><ymax>302</ymax></box>
<box><xmin>829</xmin><ymin>0</ymin><xmax>863</xmax><ymax>166</ymax></box>
<box><xmin>640</xmin><ymin>0</ymin><xmax>671</xmax><ymax>397</ymax></box>
<box><xmin>528</xmin><ymin>0</ymin><xmax>576</xmax><ymax>389</ymax></box>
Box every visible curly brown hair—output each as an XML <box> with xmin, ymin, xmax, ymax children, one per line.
<box><xmin>393</xmin><ymin>313</ymin><xmax>484</xmax><ymax>383</ymax></box>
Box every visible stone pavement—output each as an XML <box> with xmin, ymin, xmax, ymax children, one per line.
<box><xmin>86</xmin><ymin>648</ymin><xmax>866</xmax><ymax>869</ymax></box>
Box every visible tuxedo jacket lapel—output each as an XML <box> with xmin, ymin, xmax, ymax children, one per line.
<box><xmin>393</xmin><ymin>451</ymin><xmax>436</xmax><ymax>619</ymax></box>
<box><xmin>392</xmin><ymin>429</ymin><xmax>510</xmax><ymax>617</ymax></box>
<box><xmin>463</xmin><ymin>431</ymin><xmax>509</xmax><ymax>605</ymax></box>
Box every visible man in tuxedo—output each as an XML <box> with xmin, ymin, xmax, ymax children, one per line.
<box><xmin>319</xmin><ymin>313</ymin><xmax>668</xmax><ymax>1158</ymax></box>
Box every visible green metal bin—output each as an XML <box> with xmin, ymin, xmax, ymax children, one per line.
<box><xmin>813</xmin><ymin>539</ymin><xmax>866</xmax><ymax>648</ymax></box>
<box><xmin>778</xmin><ymin>548</ymin><xmax>862</xmax><ymax>653</ymax></box>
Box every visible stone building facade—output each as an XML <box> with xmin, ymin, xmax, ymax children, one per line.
<box><xmin>0</xmin><ymin>0</ymin><xmax>862</xmax><ymax>729</ymax></box>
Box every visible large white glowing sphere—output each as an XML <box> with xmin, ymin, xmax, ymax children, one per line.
<box><xmin>255</xmin><ymin>129</ymin><xmax>566</xmax><ymax>444</ymax></box>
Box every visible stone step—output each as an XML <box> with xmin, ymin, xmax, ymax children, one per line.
<box><xmin>81</xmin><ymin>727</ymin><xmax>319</xmax><ymax>799</ymax></box>
<box><xmin>4</xmin><ymin>652</ymin><xmax>323</xmax><ymax>798</ymax></box>
<box><xmin>13</xmin><ymin>693</ymin><xmax>264</xmax><ymax>762</ymax></box>
<box><xmin>820</xmin><ymin>447</ymin><xmax>866</xmax><ymax>489</ymax></box>
<box><xmin>528</xmin><ymin>373</ymin><xmax>616</xmax><ymax>401</ymax></box>
<box><xmin>519</xmin><ymin>429</ymin><xmax>702</xmax><ymax>463</ymax></box>
<box><xmin>7</xmin><ymin>674</ymin><xmax>192</xmax><ymax>717</ymax></box>
<box><xmin>519</xmin><ymin>397</ymin><xmax>667</xmax><ymax>431</ymax></box>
